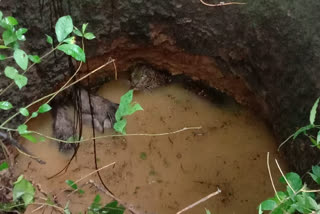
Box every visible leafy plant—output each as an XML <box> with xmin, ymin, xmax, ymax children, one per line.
<box><xmin>13</xmin><ymin>175</ymin><xmax>35</xmax><ymax>206</ymax></box>
<box><xmin>88</xmin><ymin>194</ymin><xmax>125</xmax><ymax>214</ymax></box>
<box><xmin>259</xmin><ymin>171</ymin><xmax>320</xmax><ymax>214</ymax></box>
<box><xmin>113</xmin><ymin>90</ymin><xmax>143</xmax><ymax>134</ymax></box>
<box><xmin>65</xmin><ymin>179</ymin><xmax>85</xmax><ymax>194</ymax></box>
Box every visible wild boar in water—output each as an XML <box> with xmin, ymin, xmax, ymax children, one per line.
<box><xmin>52</xmin><ymin>105</ymin><xmax>78</xmax><ymax>152</ymax></box>
<box><xmin>79</xmin><ymin>88</ymin><xmax>119</xmax><ymax>133</ymax></box>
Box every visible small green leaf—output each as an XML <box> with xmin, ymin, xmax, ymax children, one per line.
<box><xmin>113</xmin><ymin>119</ymin><xmax>127</xmax><ymax>134</ymax></box>
<box><xmin>78</xmin><ymin>189</ymin><xmax>85</xmax><ymax>194</ymax></box>
<box><xmin>4</xmin><ymin>66</ymin><xmax>18</xmax><ymax>79</ymax></box>
<box><xmin>28</xmin><ymin>55</ymin><xmax>41</xmax><ymax>63</ymax></box>
<box><xmin>260</xmin><ymin>199</ymin><xmax>277</xmax><ymax>211</ymax></box>
<box><xmin>14</xmin><ymin>74</ymin><xmax>28</xmax><ymax>89</ymax></box>
<box><xmin>55</xmin><ymin>15</ymin><xmax>73</xmax><ymax>42</ymax></box>
<box><xmin>0</xmin><ymin>54</ymin><xmax>6</xmax><ymax>60</ymax></box>
<box><xmin>14</xmin><ymin>49</ymin><xmax>28</xmax><ymax>70</ymax></box>
<box><xmin>0</xmin><ymin>162</ymin><xmax>9</xmax><ymax>171</ymax></box>
<box><xmin>0</xmin><ymin>45</ymin><xmax>9</xmax><ymax>49</ymax></box>
<box><xmin>46</xmin><ymin>34</ymin><xmax>53</xmax><ymax>45</ymax></box>
<box><xmin>19</xmin><ymin>108</ymin><xmax>29</xmax><ymax>116</ymax></box>
<box><xmin>21</xmin><ymin>134</ymin><xmax>38</xmax><ymax>143</ymax></box>
<box><xmin>17</xmin><ymin>124</ymin><xmax>28</xmax><ymax>134</ymax></box>
<box><xmin>82</xmin><ymin>23</ymin><xmax>88</xmax><ymax>34</ymax></box>
<box><xmin>309</xmin><ymin>165</ymin><xmax>320</xmax><ymax>184</ymax></box>
<box><xmin>4</xmin><ymin>16</ymin><xmax>18</xmax><ymax>26</ymax></box>
<box><xmin>31</xmin><ymin>112</ymin><xmax>38</xmax><ymax>118</ymax></box>
<box><xmin>279</xmin><ymin>172</ymin><xmax>302</xmax><ymax>192</ymax></box>
<box><xmin>205</xmin><ymin>208</ymin><xmax>211</xmax><ymax>214</ymax></box>
<box><xmin>73</xmin><ymin>27</ymin><xmax>83</xmax><ymax>37</ymax></box>
<box><xmin>13</xmin><ymin>175</ymin><xmax>35</xmax><ymax>206</ymax></box>
<box><xmin>310</xmin><ymin>97</ymin><xmax>320</xmax><ymax>125</ymax></box>
<box><xmin>140</xmin><ymin>152</ymin><xmax>147</xmax><ymax>160</ymax></box>
<box><xmin>2</xmin><ymin>29</ymin><xmax>17</xmax><ymax>46</ymax></box>
<box><xmin>66</xmin><ymin>180</ymin><xmax>78</xmax><ymax>190</ymax></box>
<box><xmin>84</xmin><ymin>32</ymin><xmax>95</xmax><ymax>40</ymax></box>
<box><xmin>38</xmin><ymin>103</ymin><xmax>51</xmax><ymax>113</ymax></box>
<box><xmin>57</xmin><ymin>43</ymin><xmax>85</xmax><ymax>62</ymax></box>
<box><xmin>64</xmin><ymin>201</ymin><xmax>71</xmax><ymax>214</ymax></box>
<box><xmin>63</xmin><ymin>36</ymin><xmax>76</xmax><ymax>44</ymax></box>
<box><xmin>16</xmin><ymin>28</ymin><xmax>27</xmax><ymax>41</ymax></box>
<box><xmin>0</xmin><ymin>101</ymin><xmax>13</xmax><ymax>110</ymax></box>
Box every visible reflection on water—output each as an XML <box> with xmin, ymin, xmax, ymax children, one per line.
<box><xmin>15</xmin><ymin>79</ymin><xmax>286</xmax><ymax>214</ymax></box>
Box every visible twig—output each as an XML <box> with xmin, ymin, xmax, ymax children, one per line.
<box><xmin>88</xmin><ymin>179</ymin><xmax>141</xmax><ymax>214</ymax></box>
<box><xmin>199</xmin><ymin>0</ymin><xmax>246</xmax><ymax>7</ymax></box>
<box><xmin>275</xmin><ymin>158</ymin><xmax>295</xmax><ymax>194</ymax></box>
<box><xmin>176</xmin><ymin>188</ymin><xmax>221</xmax><ymax>214</ymax></box>
<box><xmin>29</xmin><ymin>126</ymin><xmax>202</xmax><ymax>144</ymax></box>
<box><xmin>277</xmin><ymin>133</ymin><xmax>294</xmax><ymax>151</ymax></box>
<box><xmin>31</xmin><ymin>203</ymin><xmax>64</xmax><ymax>213</ymax></box>
<box><xmin>112</xmin><ymin>59</ymin><xmax>118</xmax><ymax>80</ymax></box>
<box><xmin>267</xmin><ymin>152</ymin><xmax>280</xmax><ymax>201</ymax></box>
<box><xmin>56</xmin><ymin>162</ymin><xmax>116</xmax><ymax>197</ymax></box>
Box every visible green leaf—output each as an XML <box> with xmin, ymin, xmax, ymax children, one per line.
<box><xmin>18</xmin><ymin>124</ymin><xmax>29</xmax><ymax>134</ymax></box>
<box><xmin>14</xmin><ymin>74</ymin><xmax>28</xmax><ymax>89</ymax></box>
<box><xmin>0</xmin><ymin>45</ymin><xmax>9</xmax><ymax>49</ymax></box>
<box><xmin>57</xmin><ymin>44</ymin><xmax>85</xmax><ymax>62</ymax></box>
<box><xmin>38</xmin><ymin>103</ymin><xmax>51</xmax><ymax>113</ymax></box>
<box><xmin>73</xmin><ymin>27</ymin><xmax>83</xmax><ymax>37</ymax></box>
<box><xmin>279</xmin><ymin>172</ymin><xmax>302</xmax><ymax>192</ymax></box>
<box><xmin>78</xmin><ymin>189</ymin><xmax>85</xmax><ymax>194</ymax></box>
<box><xmin>82</xmin><ymin>23</ymin><xmax>88</xmax><ymax>34</ymax></box>
<box><xmin>309</xmin><ymin>165</ymin><xmax>320</xmax><ymax>184</ymax></box>
<box><xmin>113</xmin><ymin>119</ymin><xmax>127</xmax><ymax>134</ymax></box>
<box><xmin>16</xmin><ymin>28</ymin><xmax>27</xmax><ymax>41</ymax></box>
<box><xmin>4</xmin><ymin>66</ymin><xmax>18</xmax><ymax>79</ymax></box>
<box><xmin>14</xmin><ymin>49</ymin><xmax>28</xmax><ymax>70</ymax></box>
<box><xmin>46</xmin><ymin>34</ymin><xmax>53</xmax><ymax>45</ymax></box>
<box><xmin>140</xmin><ymin>152</ymin><xmax>147</xmax><ymax>160</ymax></box>
<box><xmin>260</xmin><ymin>199</ymin><xmax>277</xmax><ymax>211</ymax></box>
<box><xmin>63</xmin><ymin>36</ymin><xmax>76</xmax><ymax>44</ymax></box>
<box><xmin>31</xmin><ymin>112</ymin><xmax>38</xmax><ymax>118</ymax></box>
<box><xmin>84</xmin><ymin>32</ymin><xmax>95</xmax><ymax>40</ymax></box>
<box><xmin>55</xmin><ymin>15</ymin><xmax>73</xmax><ymax>42</ymax></box>
<box><xmin>13</xmin><ymin>175</ymin><xmax>35</xmax><ymax>206</ymax></box>
<box><xmin>21</xmin><ymin>134</ymin><xmax>38</xmax><ymax>143</ymax></box>
<box><xmin>64</xmin><ymin>202</ymin><xmax>71</xmax><ymax>214</ymax></box>
<box><xmin>0</xmin><ymin>101</ymin><xmax>13</xmax><ymax>110</ymax></box>
<box><xmin>19</xmin><ymin>108</ymin><xmax>29</xmax><ymax>116</ymax></box>
<box><xmin>0</xmin><ymin>162</ymin><xmax>9</xmax><ymax>171</ymax></box>
<box><xmin>293</xmin><ymin>125</ymin><xmax>314</xmax><ymax>139</ymax></box>
<box><xmin>66</xmin><ymin>180</ymin><xmax>78</xmax><ymax>190</ymax></box>
<box><xmin>310</xmin><ymin>97</ymin><xmax>320</xmax><ymax>125</ymax></box>
<box><xmin>205</xmin><ymin>208</ymin><xmax>211</xmax><ymax>214</ymax></box>
<box><xmin>4</xmin><ymin>16</ymin><xmax>18</xmax><ymax>26</ymax></box>
<box><xmin>28</xmin><ymin>55</ymin><xmax>41</xmax><ymax>63</ymax></box>
<box><xmin>0</xmin><ymin>54</ymin><xmax>6</xmax><ymax>60</ymax></box>
<box><xmin>2</xmin><ymin>29</ymin><xmax>17</xmax><ymax>46</ymax></box>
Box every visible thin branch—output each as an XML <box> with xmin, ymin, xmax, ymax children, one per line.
<box><xmin>28</xmin><ymin>126</ymin><xmax>202</xmax><ymax>144</ymax></box>
<box><xmin>267</xmin><ymin>152</ymin><xmax>280</xmax><ymax>201</ymax></box>
<box><xmin>176</xmin><ymin>188</ymin><xmax>221</xmax><ymax>214</ymax></box>
<box><xmin>275</xmin><ymin>159</ymin><xmax>295</xmax><ymax>194</ymax></box>
<box><xmin>277</xmin><ymin>133</ymin><xmax>294</xmax><ymax>151</ymax></box>
<box><xmin>199</xmin><ymin>0</ymin><xmax>246</xmax><ymax>7</ymax></box>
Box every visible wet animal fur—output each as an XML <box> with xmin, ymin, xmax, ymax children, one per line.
<box><xmin>78</xmin><ymin>88</ymin><xmax>119</xmax><ymax>133</ymax></box>
<box><xmin>52</xmin><ymin>105</ymin><xmax>77</xmax><ymax>152</ymax></box>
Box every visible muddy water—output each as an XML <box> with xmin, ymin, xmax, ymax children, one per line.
<box><xmin>15</xmin><ymin>80</ymin><xmax>286</xmax><ymax>214</ymax></box>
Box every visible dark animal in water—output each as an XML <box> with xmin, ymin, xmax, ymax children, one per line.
<box><xmin>79</xmin><ymin>89</ymin><xmax>119</xmax><ymax>133</ymax></box>
<box><xmin>52</xmin><ymin>105</ymin><xmax>78</xmax><ymax>152</ymax></box>
<box><xmin>51</xmin><ymin>88</ymin><xmax>118</xmax><ymax>152</ymax></box>
<box><xmin>130</xmin><ymin>64</ymin><xmax>171</xmax><ymax>91</ymax></box>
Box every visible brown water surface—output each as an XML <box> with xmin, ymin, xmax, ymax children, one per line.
<box><xmin>15</xmin><ymin>79</ymin><xmax>286</xmax><ymax>214</ymax></box>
